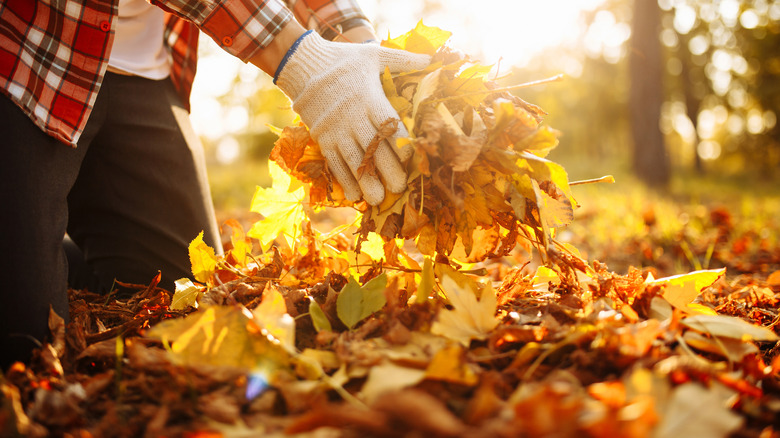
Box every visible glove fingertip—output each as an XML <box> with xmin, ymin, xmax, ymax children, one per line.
<box><xmin>396</xmin><ymin>143</ymin><xmax>414</xmax><ymax>162</ymax></box>
<box><xmin>363</xmin><ymin>188</ymin><xmax>385</xmax><ymax>206</ymax></box>
<box><xmin>386</xmin><ymin>177</ymin><xmax>407</xmax><ymax>195</ymax></box>
<box><xmin>379</xmin><ymin>49</ymin><xmax>433</xmax><ymax>73</ymax></box>
<box><xmin>342</xmin><ymin>183</ymin><xmax>363</xmax><ymax>202</ymax></box>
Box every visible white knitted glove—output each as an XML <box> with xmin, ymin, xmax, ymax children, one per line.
<box><xmin>274</xmin><ymin>31</ymin><xmax>431</xmax><ymax>205</ymax></box>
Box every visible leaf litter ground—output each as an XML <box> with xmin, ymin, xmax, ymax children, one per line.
<box><xmin>3</xmin><ymin>23</ymin><xmax>780</xmax><ymax>438</ymax></box>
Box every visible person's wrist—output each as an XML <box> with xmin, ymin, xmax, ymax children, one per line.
<box><xmin>272</xmin><ymin>30</ymin><xmax>313</xmax><ymax>84</ymax></box>
<box><xmin>334</xmin><ymin>25</ymin><xmax>377</xmax><ymax>44</ymax></box>
<box><xmin>273</xmin><ymin>31</ymin><xmax>338</xmax><ymax>100</ymax></box>
<box><xmin>249</xmin><ymin>21</ymin><xmax>306</xmax><ymax>77</ymax></box>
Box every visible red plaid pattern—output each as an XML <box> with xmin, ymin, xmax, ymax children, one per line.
<box><xmin>0</xmin><ymin>0</ymin><xmax>368</xmax><ymax>146</ymax></box>
<box><xmin>289</xmin><ymin>0</ymin><xmax>369</xmax><ymax>39</ymax></box>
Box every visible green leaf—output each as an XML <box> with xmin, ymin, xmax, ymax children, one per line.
<box><xmin>170</xmin><ymin>278</ymin><xmax>201</xmax><ymax>311</ymax></box>
<box><xmin>309</xmin><ymin>299</ymin><xmax>332</xmax><ymax>333</ymax></box>
<box><xmin>336</xmin><ymin>274</ymin><xmax>388</xmax><ymax>330</ymax></box>
<box><xmin>416</xmin><ymin>257</ymin><xmax>434</xmax><ymax>303</ymax></box>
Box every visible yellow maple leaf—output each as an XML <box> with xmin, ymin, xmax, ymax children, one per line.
<box><xmin>147</xmin><ymin>305</ymin><xmax>291</xmax><ymax>372</ymax></box>
<box><xmin>431</xmin><ymin>274</ymin><xmax>499</xmax><ymax>346</ymax></box>
<box><xmin>382</xmin><ymin>20</ymin><xmax>451</xmax><ymax>55</ymax></box>
<box><xmin>248</xmin><ymin>161</ymin><xmax>306</xmax><ymax>252</ymax></box>
<box><xmin>170</xmin><ymin>278</ymin><xmax>203</xmax><ymax>310</ymax></box>
<box><xmin>446</xmin><ymin>63</ymin><xmax>492</xmax><ymax>106</ymax></box>
<box><xmin>253</xmin><ymin>284</ymin><xmax>296</xmax><ymax>351</ymax></box>
<box><xmin>425</xmin><ymin>344</ymin><xmax>479</xmax><ymax>386</ymax></box>
<box><xmin>224</xmin><ymin>218</ymin><xmax>252</xmax><ymax>267</ymax></box>
<box><xmin>188</xmin><ymin>231</ymin><xmax>218</xmax><ymax>285</ymax></box>
<box><xmin>647</xmin><ymin>268</ymin><xmax>725</xmax><ymax>314</ymax></box>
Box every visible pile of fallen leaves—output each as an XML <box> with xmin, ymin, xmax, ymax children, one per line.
<box><xmin>2</xmin><ymin>23</ymin><xmax>780</xmax><ymax>438</ymax></box>
<box><xmin>2</xmin><ymin>247</ymin><xmax>779</xmax><ymax>437</ymax></box>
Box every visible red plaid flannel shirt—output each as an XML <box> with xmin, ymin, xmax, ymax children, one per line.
<box><xmin>0</xmin><ymin>0</ymin><xmax>368</xmax><ymax>146</ymax></box>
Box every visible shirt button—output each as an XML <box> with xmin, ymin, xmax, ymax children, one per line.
<box><xmin>222</xmin><ymin>36</ymin><xmax>233</xmax><ymax>46</ymax></box>
<box><xmin>99</xmin><ymin>21</ymin><xmax>110</xmax><ymax>32</ymax></box>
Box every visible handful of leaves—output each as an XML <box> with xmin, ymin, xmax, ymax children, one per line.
<box><xmin>271</xmin><ymin>22</ymin><xmax>575</xmax><ymax>265</ymax></box>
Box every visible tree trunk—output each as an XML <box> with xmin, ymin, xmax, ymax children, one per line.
<box><xmin>677</xmin><ymin>30</ymin><xmax>704</xmax><ymax>174</ymax></box>
<box><xmin>629</xmin><ymin>0</ymin><xmax>670</xmax><ymax>186</ymax></box>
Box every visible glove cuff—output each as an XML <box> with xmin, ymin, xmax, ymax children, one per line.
<box><xmin>274</xmin><ymin>31</ymin><xmax>343</xmax><ymax>100</ymax></box>
<box><xmin>273</xmin><ymin>29</ymin><xmax>313</xmax><ymax>85</ymax></box>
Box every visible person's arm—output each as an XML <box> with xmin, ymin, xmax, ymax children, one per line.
<box><xmin>156</xmin><ymin>0</ymin><xmax>431</xmax><ymax>205</ymax></box>
<box><xmin>247</xmin><ymin>2</ymin><xmax>378</xmax><ymax>74</ymax></box>
<box><xmin>285</xmin><ymin>0</ymin><xmax>373</xmax><ymax>41</ymax></box>
<box><xmin>248</xmin><ymin>21</ymin><xmax>306</xmax><ymax>76</ymax></box>
<box><xmin>269</xmin><ymin>29</ymin><xmax>430</xmax><ymax>205</ymax></box>
<box><xmin>335</xmin><ymin>26</ymin><xmax>378</xmax><ymax>43</ymax></box>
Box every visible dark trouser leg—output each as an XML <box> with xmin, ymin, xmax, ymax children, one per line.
<box><xmin>1</xmin><ymin>72</ymin><xmax>221</xmax><ymax>369</ymax></box>
<box><xmin>66</xmin><ymin>73</ymin><xmax>221</xmax><ymax>294</ymax></box>
<box><xmin>0</xmin><ymin>93</ymin><xmax>98</xmax><ymax>369</ymax></box>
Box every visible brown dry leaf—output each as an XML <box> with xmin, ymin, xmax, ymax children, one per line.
<box><xmin>372</xmin><ymin>389</ymin><xmax>466</xmax><ymax>437</ymax></box>
<box><xmin>1</xmin><ymin>380</ymin><xmax>35</xmax><ymax>436</ymax></box>
<box><xmin>285</xmin><ymin>402</ymin><xmax>389</xmax><ymax>435</ymax></box>
<box><xmin>360</xmin><ymin>362</ymin><xmax>427</xmax><ymax>403</ymax></box>
<box><xmin>654</xmin><ymin>383</ymin><xmax>743</xmax><ymax>438</ymax></box>
<box><xmin>682</xmin><ymin>331</ymin><xmax>759</xmax><ymax>362</ymax></box>
<box><xmin>767</xmin><ymin>270</ymin><xmax>780</xmax><ymax>287</ymax></box>
<box><xmin>510</xmin><ymin>376</ymin><xmax>586</xmax><ymax>437</ymax></box>
<box><xmin>48</xmin><ymin>307</ymin><xmax>66</xmax><ymax>357</ymax></box>
<box><xmin>198</xmin><ymin>390</ymin><xmax>241</xmax><ymax>424</ymax></box>
<box><xmin>356</xmin><ymin>118</ymin><xmax>400</xmax><ymax>180</ymax></box>
<box><xmin>270</xmin><ymin>124</ymin><xmax>310</xmax><ymax>174</ymax></box>
<box><xmin>680</xmin><ymin>314</ymin><xmax>779</xmax><ymax>342</ymax></box>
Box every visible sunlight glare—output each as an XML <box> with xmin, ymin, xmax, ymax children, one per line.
<box><xmin>191</xmin><ymin>0</ymin><xmax>615</xmax><ymax>139</ymax></box>
<box><xmin>697</xmin><ymin>140</ymin><xmax>722</xmax><ymax>160</ymax></box>
<box><xmin>364</xmin><ymin>0</ymin><xmax>608</xmax><ymax>68</ymax></box>
<box><xmin>216</xmin><ymin>136</ymin><xmax>241</xmax><ymax>165</ymax></box>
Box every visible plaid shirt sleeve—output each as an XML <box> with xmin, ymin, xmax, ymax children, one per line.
<box><xmin>153</xmin><ymin>0</ymin><xmax>294</xmax><ymax>62</ymax></box>
<box><xmin>0</xmin><ymin>0</ymin><xmax>370</xmax><ymax>147</ymax></box>
<box><xmin>156</xmin><ymin>0</ymin><xmax>371</xmax><ymax>62</ymax></box>
<box><xmin>0</xmin><ymin>0</ymin><xmax>116</xmax><ymax>146</ymax></box>
<box><xmin>286</xmin><ymin>0</ymin><xmax>371</xmax><ymax>40</ymax></box>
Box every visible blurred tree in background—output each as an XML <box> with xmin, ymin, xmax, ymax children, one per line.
<box><xmin>660</xmin><ymin>0</ymin><xmax>780</xmax><ymax>175</ymax></box>
<box><xmin>630</xmin><ymin>0</ymin><xmax>670</xmax><ymax>186</ymax></box>
<box><xmin>524</xmin><ymin>0</ymin><xmax>780</xmax><ymax>181</ymax></box>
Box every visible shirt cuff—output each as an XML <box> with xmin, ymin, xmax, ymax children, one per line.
<box><xmin>198</xmin><ymin>0</ymin><xmax>294</xmax><ymax>62</ymax></box>
<box><xmin>320</xmin><ymin>17</ymin><xmax>372</xmax><ymax>41</ymax></box>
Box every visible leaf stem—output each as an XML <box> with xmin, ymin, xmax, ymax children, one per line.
<box><xmin>569</xmin><ymin>175</ymin><xmax>616</xmax><ymax>186</ymax></box>
<box><xmin>428</xmin><ymin>74</ymin><xmax>564</xmax><ymax>105</ymax></box>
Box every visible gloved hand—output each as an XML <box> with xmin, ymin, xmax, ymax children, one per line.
<box><xmin>274</xmin><ymin>31</ymin><xmax>431</xmax><ymax>205</ymax></box>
